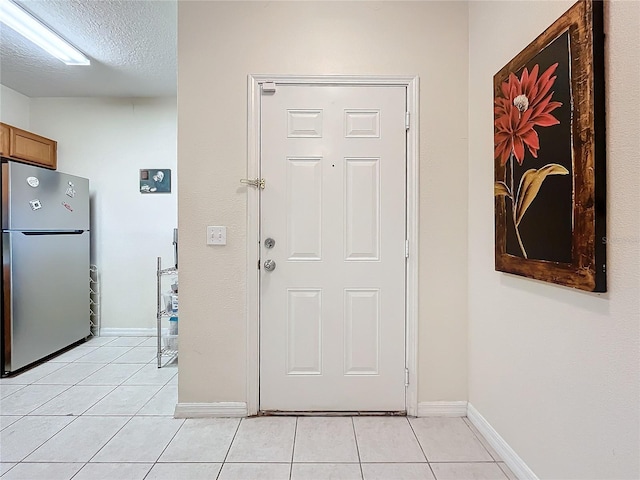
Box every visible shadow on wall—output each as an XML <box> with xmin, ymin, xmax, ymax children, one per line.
<box><xmin>498</xmin><ymin>274</ymin><xmax>610</xmax><ymax>314</ymax></box>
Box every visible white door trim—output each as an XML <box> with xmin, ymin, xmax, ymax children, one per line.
<box><xmin>246</xmin><ymin>75</ymin><xmax>420</xmax><ymax>416</ymax></box>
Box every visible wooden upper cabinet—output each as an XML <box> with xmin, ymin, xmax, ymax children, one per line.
<box><xmin>0</xmin><ymin>123</ymin><xmax>57</xmax><ymax>170</ymax></box>
<box><xmin>0</xmin><ymin>123</ymin><xmax>9</xmax><ymax>157</ymax></box>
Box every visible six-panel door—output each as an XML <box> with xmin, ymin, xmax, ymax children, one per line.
<box><xmin>260</xmin><ymin>85</ymin><xmax>407</xmax><ymax>411</ymax></box>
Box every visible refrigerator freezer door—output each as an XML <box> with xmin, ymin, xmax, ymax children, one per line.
<box><xmin>2</xmin><ymin>162</ymin><xmax>89</xmax><ymax>231</ymax></box>
<box><xmin>3</xmin><ymin>230</ymin><xmax>90</xmax><ymax>372</ymax></box>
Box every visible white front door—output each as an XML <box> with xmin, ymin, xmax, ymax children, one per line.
<box><xmin>260</xmin><ymin>84</ymin><xmax>407</xmax><ymax>412</ymax></box>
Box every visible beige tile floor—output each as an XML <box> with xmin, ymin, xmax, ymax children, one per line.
<box><xmin>0</xmin><ymin>337</ymin><xmax>516</xmax><ymax>479</ymax></box>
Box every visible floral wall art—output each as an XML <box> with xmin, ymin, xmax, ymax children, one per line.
<box><xmin>494</xmin><ymin>0</ymin><xmax>606</xmax><ymax>292</ymax></box>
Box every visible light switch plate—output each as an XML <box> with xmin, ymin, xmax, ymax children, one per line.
<box><xmin>207</xmin><ymin>226</ymin><xmax>226</xmax><ymax>245</ymax></box>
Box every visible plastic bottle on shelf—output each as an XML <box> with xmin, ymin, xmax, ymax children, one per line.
<box><xmin>164</xmin><ymin>291</ymin><xmax>178</xmax><ymax>314</ymax></box>
<box><xmin>169</xmin><ymin>316</ymin><xmax>178</xmax><ymax>336</ymax></box>
<box><xmin>170</xmin><ymin>293</ymin><xmax>178</xmax><ymax>312</ymax></box>
<box><xmin>168</xmin><ymin>316</ymin><xmax>178</xmax><ymax>350</ymax></box>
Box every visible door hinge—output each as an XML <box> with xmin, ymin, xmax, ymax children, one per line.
<box><xmin>405</xmin><ymin>367</ymin><xmax>410</xmax><ymax>387</ymax></box>
<box><xmin>405</xmin><ymin>240</ymin><xmax>409</xmax><ymax>258</ymax></box>
<box><xmin>258</xmin><ymin>259</ymin><xmax>260</xmax><ymax>270</ymax></box>
<box><xmin>262</xmin><ymin>82</ymin><xmax>277</xmax><ymax>94</ymax></box>
<box><xmin>405</xmin><ymin>112</ymin><xmax>410</xmax><ymax>130</ymax></box>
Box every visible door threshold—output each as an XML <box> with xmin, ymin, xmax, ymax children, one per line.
<box><xmin>259</xmin><ymin>410</ymin><xmax>407</xmax><ymax>417</ymax></box>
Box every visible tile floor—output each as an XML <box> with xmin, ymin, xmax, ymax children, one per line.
<box><xmin>0</xmin><ymin>337</ymin><xmax>516</xmax><ymax>480</ymax></box>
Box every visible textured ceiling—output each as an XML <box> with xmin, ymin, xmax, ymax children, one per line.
<box><xmin>0</xmin><ymin>0</ymin><xmax>176</xmax><ymax>97</ymax></box>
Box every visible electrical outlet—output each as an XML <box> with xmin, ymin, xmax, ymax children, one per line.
<box><xmin>207</xmin><ymin>226</ymin><xmax>226</xmax><ymax>245</ymax></box>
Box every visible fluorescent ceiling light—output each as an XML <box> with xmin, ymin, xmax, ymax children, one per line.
<box><xmin>0</xmin><ymin>0</ymin><xmax>90</xmax><ymax>65</ymax></box>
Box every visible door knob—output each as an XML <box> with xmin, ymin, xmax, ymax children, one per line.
<box><xmin>264</xmin><ymin>259</ymin><xmax>276</xmax><ymax>272</ymax></box>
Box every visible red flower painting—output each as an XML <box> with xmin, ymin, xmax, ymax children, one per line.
<box><xmin>494</xmin><ymin>63</ymin><xmax>563</xmax><ymax>165</ymax></box>
<box><xmin>494</xmin><ymin>63</ymin><xmax>567</xmax><ymax>258</ymax></box>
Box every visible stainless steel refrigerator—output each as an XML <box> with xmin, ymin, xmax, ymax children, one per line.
<box><xmin>1</xmin><ymin>161</ymin><xmax>90</xmax><ymax>375</ymax></box>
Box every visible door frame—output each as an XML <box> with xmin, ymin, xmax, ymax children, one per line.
<box><xmin>246</xmin><ymin>75</ymin><xmax>419</xmax><ymax>416</ymax></box>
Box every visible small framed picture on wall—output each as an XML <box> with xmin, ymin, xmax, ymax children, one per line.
<box><xmin>140</xmin><ymin>169</ymin><xmax>171</xmax><ymax>194</ymax></box>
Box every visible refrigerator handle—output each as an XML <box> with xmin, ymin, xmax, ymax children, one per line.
<box><xmin>21</xmin><ymin>231</ymin><xmax>85</xmax><ymax>236</ymax></box>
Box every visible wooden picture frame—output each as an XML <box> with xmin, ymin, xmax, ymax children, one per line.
<box><xmin>494</xmin><ymin>0</ymin><xmax>606</xmax><ymax>292</ymax></box>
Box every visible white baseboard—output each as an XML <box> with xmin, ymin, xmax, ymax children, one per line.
<box><xmin>467</xmin><ymin>403</ymin><xmax>537</xmax><ymax>480</ymax></box>
<box><xmin>99</xmin><ymin>327</ymin><xmax>156</xmax><ymax>337</ymax></box>
<box><xmin>417</xmin><ymin>401</ymin><xmax>468</xmax><ymax>417</ymax></box>
<box><xmin>174</xmin><ymin>402</ymin><xmax>248</xmax><ymax>418</ymax></box>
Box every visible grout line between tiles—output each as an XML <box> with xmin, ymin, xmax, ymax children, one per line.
<box><xmin>351</xmin><ymin>417</ymin><xmax>365</xmax><ymax>480</ymax></box>
<box><xmin>286</xmin><ymin>461</ymin><xmax>363</xmax><ymax>464</ymax></box>
<box><xmin>122</xmin><ymin>364</ymin><xmax>177</xmax><ymax>388</ymax></box>
<box><xmin>19</xmin><ymin>384</ymin><xmax>75</xmax><ymax>416</ymax></box>
<box><xmin>78</xmin><ymin>363</ymin><xmax>146</xmax><ymax>387</ymax></box>
<box><xmin>462</xmin><ymin>416</ymin><xmax>501</xmax><ymax>461</ymax></box>
<box><xmin>1</xmin><ymin>463</ymin><xmax>18</xmax><ymax>477</ymax></box>
<box><xmin>406</xmin><ymin>416</ymin><xmax>437</xmax><ymax>479</ymax></box>
<box><xmin>79</xmin><ymin>385</ymin><xmax>119</xmax><ymax>417</ymax></box>
<box><xmin>84</xmin><ymin>337</ymin><xmax>117</xmax><ymax>348</ymax></box>
<box><xmin>60</xmin><ymin>345</ymin><xmax>100</xmax><ymax>363</ymax></box>
<box><xmin>129</xmin><ymin>384</ymin><xmax>168</xmax><ymax>417</ymax></box>
<box><xmin>13</xmin><ymin>414</ymin><xmax>82</xmax><ymax>463</ymax></box>
<box><xmin>1</xmin><ymin>361</ymin><xmax>68</xmax><ymax>386</ymax></box>
<box><xmin>151</xmin><ymin>416</ymin><xmax>187</xmax><ymax>466</ymax></box>
<box><xmin>289</xmin><ymin>417</ymin><xmax>298</xmax><ymax>480</ymax></box>
<box><xmin>30</xmin><ymin>363</ymin><xmax>121</xmax><ymax>416</ymax></box>
<box><xmin>68</xmin><ymin>462</ymin><xmax>86</xmax><ymax>480</ymax></box>
<box><xmin>36</xmin><ymin>358</ymin><xmax>112</xmax><ymax>386</ymax></box>
<box><xmin>428</xmin><ymin>460</ymin><xmax>508</xmax><ymax>464</ymax></box>
<box><xmin>215</xmin><ymin>415</ymin><xmax>243</xmax><ymax>480</ymax></box>
<box><xmin>0</xmin><ymin>384</ymin><xmax>27</xmax><ymax>400</ymax></box>
<box><xmin>497</xmin><ymin>461</ymin><xmax>515</xmax><ymax>480</ymax></box>
<box><xmin>83</xmin><ymin>414</ymin><xmax>138</xmax><ymax>465</ymax></box>
<box><xmin>75</xmin><ymin>344</ymin><xmax>136</xmax><ymax>365</ymax></box>
<box><xmin>0</xmin><ymin>414</ymin><xmax>24</xmax><ymax>432</ymax></box>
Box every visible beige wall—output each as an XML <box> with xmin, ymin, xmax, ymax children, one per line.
<box><xmin>178</xmin><ymin>2</ymin><xmax>469</xmax><ymax>404</ymax></box>
<box><xmin>468</xmin><ymin>1</ymin><xmax>639</xmax><ymax>478</ymax></box>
